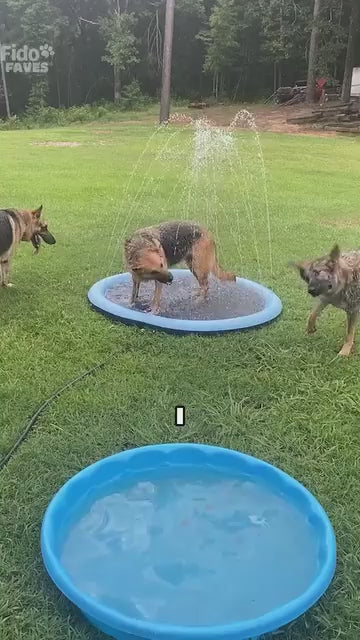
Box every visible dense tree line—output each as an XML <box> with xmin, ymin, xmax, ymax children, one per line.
<box><xmin>0</xmin><ymin>0</ymin><xmax>359</xmax><ymax>116</ymax></box>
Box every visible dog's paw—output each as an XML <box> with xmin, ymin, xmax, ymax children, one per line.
<box><xmin>1</xmin><ymin>282</ymin><xmax>14</xmax><ymax>288</ymax></box>
<box><xmin>192</xmin><ymin>289</ymin><xmax>208</xmax><ymax>303</ymax></box>
<box><xmin>338</xmin><ymin>344</ymin><xmax>353</xmax><ymax>357</ymax></box>
<box><xmin>307</xmin><ymin>325</ymin><xmax>316</xmax><ymax>335</ymax></box>
<box><xmin>149</xmin><ymin>306</ymin><xmax>160</xmax><ymax>315</ymax></box>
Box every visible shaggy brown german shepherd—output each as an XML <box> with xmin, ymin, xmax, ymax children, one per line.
<box><xmin>0</xmin><ymin>205</ymin><xmax>56</xmax><ymax>287</ymax></box>
<box><xmin>293</xmin><ymin>243</ymin><xmax>360</xmax><ymax>356</ymax></box>
<box><xmin>124</xmin><ymin>221</ymin><xmax>236</xmax><ymax>314</ymax></box>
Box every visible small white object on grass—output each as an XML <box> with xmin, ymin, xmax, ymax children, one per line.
<box><xmin>175</xmin><ymin>406</ymin><xmax>185</xmax><ymax>427</ymax></box>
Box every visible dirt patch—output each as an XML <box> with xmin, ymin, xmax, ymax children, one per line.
<box><xmin>32</xmin><ymin>141</ymin><xmax>82</xmax><ymax>147</ymax></box>
<box><xmin>92</xmin><ymin>130</ymin><xmax>116</xmax><ymax>134</ymax></box>
<box><xmin>172</xmin><ymin>104</ymin><xmax>339</xmax><ymax>138</ymax></box>
<box><xmin>320</xmin><ymin>217</ymin><xmax>360</xmax><ymax>230</ymax></box>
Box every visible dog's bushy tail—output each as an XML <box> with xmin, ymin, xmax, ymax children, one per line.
<box><xmin>210</xmin><ymin>241</ymin><xmax>236</xmax><ymax>281</ymax></box>
<box><xmin>212</xmin><ymin>263</ymin><xmax>236</xmax><ymax>281</ymax></box>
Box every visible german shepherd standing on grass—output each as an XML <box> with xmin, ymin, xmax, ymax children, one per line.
<box><xmin>0</xmin><ymin>205</ymin><xmax>56</xmax><ymax>287</ymax></box>
<box><xmin>124</xmin><ymin>221</ymin><xmax>236</xmax><ymax>314</ymax></box>
<box><xmin>293</xmin><ymin>244</ymin><xmax>360</xmax><ymax>356</ymax></box>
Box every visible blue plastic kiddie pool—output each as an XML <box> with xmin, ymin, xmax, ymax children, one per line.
<box><xmin>87</xmin><ymin>269</ymin><xmax>282</xmax><ymax>334</ymax></box>
<box><xmin>41</xmin><ymin>443</ymin><xmax>336</xmax><ymax>640</ymax></box>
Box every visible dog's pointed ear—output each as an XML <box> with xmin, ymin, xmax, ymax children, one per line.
<box><xmin>288</xmin><ymin>260</ymin><xmax>310</xmax><ymax>282</ymax></box>
<box><xmin>328</xmin><ymin>244</ymin><xmax>340</xmax><ymax>264</ymax></box>
<box><xmin>32</xmin><ymin>205</ymin><xmax>43</xmax><ymax>219</ymax></box>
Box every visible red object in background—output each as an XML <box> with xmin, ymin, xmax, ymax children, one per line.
<box><xmin>315</xmin><ymin>77</ymin><xmax>327</xmax><ymax>100</ymax></box>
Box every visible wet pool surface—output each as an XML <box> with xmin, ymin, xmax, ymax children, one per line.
<box><xmin>106</xmin><ymin>275</ymin><xmax>265</xmax><ymax>320</ymax></box>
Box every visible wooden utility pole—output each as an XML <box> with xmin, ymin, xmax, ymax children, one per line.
<box><xmin>159</xmin><ymin>0</ymin><xmax>175</xmax><ymax>124</ymax></box>
<box><xmin>0</xmin><ymin>26</ymin><xmax>10</xmax><ymax>118</ymax></box>
<box><xmin>306</xmin><ymin>0</ymin><xmax>322</xmax><ymax>103</ymax></box>
<box><xmin>341</xmin><ymin>0</ymin><xmax>360</xmax><ymax>103</ymax></box>
<box><xmin>0</xmin><ymin>49</ymin><xmax>10</xmax><ymax>118</ymax></box>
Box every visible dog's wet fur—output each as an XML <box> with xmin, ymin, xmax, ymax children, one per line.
<box><xmin>0</xmin><ymin>205</ymin><xmax>56</xmax><ymax>287</ymax></box>
<box><xmin>124</xmin><ymin>221</ymin><xmax>236</xmax><ymax>314</ymax></box>
<box><xmin>292</xmin><ymin>243</ymin><xmax>360</xmax><ymax>356</ymax></box>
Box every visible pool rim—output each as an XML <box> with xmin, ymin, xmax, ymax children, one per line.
<box><xmin>41</xmin><ymin>443</ymin><xmax>336</xmax><ymax>640</ymax></box>
<box><xmin>87</xmin><ymin>269</ymin><xmax>282</xmax><ymax>334</ymax></box>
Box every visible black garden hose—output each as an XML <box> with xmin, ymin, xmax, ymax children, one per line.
<box><xmin>0</xmin><ymin>352</ymin><xmax>117</xmax><ymax>472</ymax></box>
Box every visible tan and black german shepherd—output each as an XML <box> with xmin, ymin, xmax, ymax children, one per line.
<box><xmin>124</xmin><ymin>220</ymin><xmax>236</xmax><ymax>314</ymax></box>
<box><xmin>293</xmin><ymin>244</ymin><xmax>360</xmax><ymax>356</ymax></box>
<box><xmin>0</xmin><ymin>205</ymin><xmax>56</xmax><ymax>287</ymax></box>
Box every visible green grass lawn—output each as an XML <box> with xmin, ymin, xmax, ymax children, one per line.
<box><xmin>1</xmin><ymin>118</ymin><xmax>360</xmax><ymax>639</ymax></box>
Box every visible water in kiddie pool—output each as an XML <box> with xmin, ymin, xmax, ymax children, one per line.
<box><xmin>61</xmin><ymin>468</ymin><xmax>319</xmax><ymax>626</ymax></box>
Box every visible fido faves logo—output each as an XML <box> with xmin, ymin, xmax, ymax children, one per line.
<box><xmin>0</xmin><ymin>44</ymin><xmax>55</xmax><ymax>73</ymax></box>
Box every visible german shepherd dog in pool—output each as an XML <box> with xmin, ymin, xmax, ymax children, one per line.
<box><xmin>0</xmin><ymin>205</ymin><xmax>56</xmax><ymax>287</ymax></box>
<box><xmin>124</xmin><ymin>221</ymin><xmax>236</xmax><ymax>314</ymax></box>
<box><xmin>292</xmin><ymin>243</ymin><xmax>360</xmax><ymax>357</ymax></box>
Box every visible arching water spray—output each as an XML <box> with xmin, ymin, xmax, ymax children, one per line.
<box><xmin>104</xmin><ymin>110</ymin><xmax>272</xmax><ymax>283</ymax></box>
<box><xmin>231</xmin><ymin>110</ymin><xmax>273</xmax><ymax>276</ymax></box>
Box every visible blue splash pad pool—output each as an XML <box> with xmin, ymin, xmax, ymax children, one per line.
<box><xmin>41</xmin><ymin>444</ymin><xmax>336</xmax><ymax>640</ymax></box>
<box><xmin>87</xmin><ymin>270</ymin><xmax>282</xmax><ymax>335</ymax></box>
